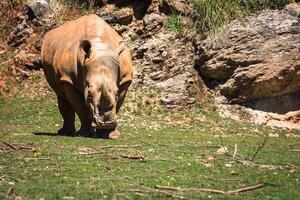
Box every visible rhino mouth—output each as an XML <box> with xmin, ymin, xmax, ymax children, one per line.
<box><xmin>92</xmin><ymin>114</ymin><xmax>117</xmax><ymax>129</ymax></box>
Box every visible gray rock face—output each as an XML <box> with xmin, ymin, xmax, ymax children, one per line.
<box><xmin>27</xmin><ymin>0</ymin><xmax>52</xmax><ymax>20</ymax></box>
<box><xmin>160</xmin><ymin>0</ymin><xmax>193</xmax><ymax>15</ymax></box>
<box><xmin>143</xmin><ymin>13</ymin><xmax>164</xmax><ymax>36</ymax></box>
<box><xmin>132</xmin><ymin>28</ymin><xmax>205</xmax><ymax>107</ymax></box>
<box><xmin>195</xmin><ymin>7</ymin><xmax>300</xmax><ymax>114</ymax></box>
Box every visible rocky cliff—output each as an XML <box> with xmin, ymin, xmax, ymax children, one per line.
<box><xmin>195</xmin><ymin>3</ymin><xmax>300</xmax><ymax>128</ymax></box>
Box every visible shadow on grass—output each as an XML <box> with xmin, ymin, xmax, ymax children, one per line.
<box><xmin>33</xmin><ymin>132</ymin><xmax>68</xmax><ymax>137</ymax></box>
<box><xmin>33</xmin><ymin>132</ymin><xmax>114</xmax><ymax>139</ymax></box>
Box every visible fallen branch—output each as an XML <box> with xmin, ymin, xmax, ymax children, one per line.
<box><xmin>216</xmin><ymin>127</ymin><xmax>229</xmax><ymax>158</ymax></box>
<box><xmin>0</xmin><ymin>175</ymin><xmax>18</xmax><ymax>182</ymax></box>
<box><xmin>155</xmin><ymin>183</ymin><xmax>264</xmax><ymax>195</ymax></box>
<box><xmin>121</xmin><ymin>155</ymin><xmax>145</xmax><ymax>160</ymax></box>
<box><xmin>3</xmin><ymin>142</ymin><xmax>17</xmax><ymax>150</ymax></box>
<box><xmin>79</xmin><ymin>151</ymin><xmax>104</xmax><ymax>155</ymax></box>
<box><xmin>225</xmin><ymin>183</ymin><xmax>264</xmax><ymax>195</ymax></box>
<box><xmin>98</xmin><ymin>145</ymin><xmax>142</xmax><ymax>149</ymax></box>
<box><xmin>251</xmin><ymin>137</ymin><xmax>267</xmax><ymax>161</ymax></box>
<box><xmin>233</xmin><ymin>143</ymin><xmax>238</xmax><ymax>159</ymax></box>
<box><xmin>289</xmin><ymin>149</ymin><xmax>300</xmax><ymax>152</ymax></box>
<box><xmin>19</xmin><ymin>145</ymin><xmax>36</xmax><ymax>152</ymax></box>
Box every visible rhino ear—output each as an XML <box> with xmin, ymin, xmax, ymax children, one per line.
<box><xmin>116</xmin><ymin>41</ymin><xmax>126</xmax><ymax>56</ymax></box>
<box><xmin>80</xmin><ymin>40</ymin><xmax>92</xmax><ymax>58</ymax></box>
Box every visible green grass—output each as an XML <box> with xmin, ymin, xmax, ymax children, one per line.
<box><xmin>194</xmin><ymin>0</ymin><xmax>294</xmax><ymax>33</ymax></box>
<box><xmin>166</xmin><ymin>13</ymin><xmax>184</xmax><ymax>37</ymax></box>
<box><xmin>0</xmin><ymin>94</ymin><xmax>299</xmax><ymax>199</ymax></box>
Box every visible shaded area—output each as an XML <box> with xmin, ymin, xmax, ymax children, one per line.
<box><xmin>242</xmin><ymin>91</ymin><xmax>300</xmax><ymax>114</ymax></box>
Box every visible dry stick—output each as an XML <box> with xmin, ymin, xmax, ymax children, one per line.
<box><xmin>98</xmin><ymin>145</ymin><xmax>142</xmax><ymax>149</ymax></box>
<box><xmin>233</xmin><ymin>143</ymin><xmax>238</xmax><ymax>159</ymax></box>
<box><xmin>79</xmin><ymin>145</ymin><xmax>142</xmax><ymax>155</ymax></box>
<box><xmin>79</xmin><ymin>151</ymin><xmax>104</xmax><ymax>156</ymax></box>
<box><xmin>121</xmin><ymin>155</ymin><xmax>145</xmax><ymax>160</ymax></box>
<box><xmin>216</xmin><ymin>127</ymin><xmax>229</xmax><ymax>158</ymax></box>
<box><xmin>251</xmin><ymin>137</ymin><xmax>267</xmax><ymax>161</ymax></box>
<box><xmin>225</xmin><ymin>183</ymin><xmax>264</xmax><ymax>195</ymax></box>
<box><xmin>155</xmin><ymin>183</ymin><xmax>264</xmax><ymax>195</ymax></box>
<box><xmin>289</xmin><ymin>149</ymin><xmax>300</xmax><ymax>152</ymax></box>
<box><xmin>19</xmin><ymin>146</ymin><xmax>36</xmax><ymax>152</ymax></box>
<box><xmin>0</xmin><ymin>175</ymin><xmax>18</xmax><ymax>183</ymax></box>
<box><xmin>2</xmin><ymin>142</ymin><xmax>17</xmax><ymax>150</ymax></box>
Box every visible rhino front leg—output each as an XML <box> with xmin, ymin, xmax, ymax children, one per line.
<box><xmin>61</xmin><ymin>82</ymin><xmax>95</xmax><ymax>137</ymax></box>
<box><xmin>57</xmin><ymin>95</ymin><xmax>76</xmax><ymax>136</ymax></box>
<box><xmin>116</xmin><ymin>81</ymin><xmax>131</xmax><ymax>113</ymax></box>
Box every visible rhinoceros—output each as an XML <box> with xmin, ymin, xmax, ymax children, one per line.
<box><xmin>41</xmin><ymin>14</ymin><xmax>132</xmax><ymax>139</ymax></box>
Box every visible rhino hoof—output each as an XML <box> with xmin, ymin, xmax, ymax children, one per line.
<box><xmin>96</xmin><ymin>129</ymin><xmax>121</xmax><ymax>140</ymax></box>
<box><xmin>57</xmin><ymin>127</ymin><xmax>76</xmax><ymax>137</ymax></box>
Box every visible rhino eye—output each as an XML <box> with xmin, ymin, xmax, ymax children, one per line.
<box><xmin>88</xmin><ymin>91</ymin><xmax>93</xmax><ymax>101</ymax></box>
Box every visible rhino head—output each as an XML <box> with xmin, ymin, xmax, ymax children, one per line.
<box><xmin>80</xmin><ymin>40</ymin><xmax>125</xmax><ymax>129</ymax></box>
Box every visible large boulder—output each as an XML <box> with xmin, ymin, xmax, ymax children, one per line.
<box><xmin>195</xmin><ymin>6</ymin><xmax>300</xmax><ymax>114</ymax></box>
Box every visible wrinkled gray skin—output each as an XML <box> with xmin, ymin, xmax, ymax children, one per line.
<box><xmin>83</xmin><ymin>52</ymin><xmax>120</xmax><ymax>130</ymax></box>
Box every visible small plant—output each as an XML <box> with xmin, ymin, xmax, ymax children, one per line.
<box><xmin>166</xmin><ymin>13</ymin><xmax>184</xmax><ymax>37</ymax></box>
<box><xmin>129</xmin><ymin>34</ymin><xmax>140</xmax><ymax>42</ymax></box>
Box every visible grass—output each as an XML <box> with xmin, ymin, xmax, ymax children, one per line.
<box><xmin>0</xmin><ymin>93</ymin><xmax>300</xmax><ymax>199</ymax></box>
<box><xmin>194</xmin><ymin>0</ymin><xmax>294</xmax><ymax>33</ymax></box>
<box><xmin>166</xmin><ymin>13</ymin><xmax>184</xmax><ymax>37</ymax></box>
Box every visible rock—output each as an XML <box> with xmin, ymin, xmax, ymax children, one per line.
<box><xmin>100</xmin><ymin>11</ymin><xmax>117</xmax><ymax>24</ymax></box>
<box><xmin>160</xmin><ymin>0</ymin><xmax>193</xmax><ymax>15</ymax></box>
<box><xmin>285</xmin><ymin>2</ymin><xmax>300</xmax><ymax>17</ymax></box>
<box><xmin>27</xmin><ymin>0</ymin><xmax>52</xmax><ymax>20</ymax></box>
<box><xmin>132</xmin><ymin>28</ymin><xmax>205</xmax><ymax>107</ymax></box>
<box><xmin>114</xmin><ymin>7</ymin><xmax>133</xmax><ymax>25</ymax></box>
<box><xmin>7</xmin><ymin>24</ymin><xmax>34</xmax><ymax>47</ymax></box>
<box><xmin>14</xmin><ymin>50</ymin><xmax>41</xmax><ymax>70</ymax></box>
<box><xmin>196</xmin><ymin>9</ymin><xmax>300</xmax><ymax>113</ymax></box>
<box><xmin>143</xmin><ymin>13</ymin><xmax>163</xmax><ymax>36</ymax></box>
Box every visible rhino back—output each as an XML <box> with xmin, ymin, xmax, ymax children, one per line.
<box><xmin>41</xmin><ymin>14</ymin><xmax>123</xmax><ymax>92</ymax></box>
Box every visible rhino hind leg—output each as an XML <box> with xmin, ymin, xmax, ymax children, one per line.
<box><xmin>57</xmin><ymin>95</ymin><xmax>76</xmax><ymax>136</ymax></box>
<box><xmin>61</xmin><ymin>82</ymin><xmax>95</xmax><ymax>137</ymax></box>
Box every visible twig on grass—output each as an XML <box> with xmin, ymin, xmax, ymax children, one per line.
<box><xmin>251</xmin><ymin>137</ymin><xmax>267</xmax><ymax>161</ymax></box>
<box><xmin>154</xmin><ymin>183</ymin><xmax>264</xmax><ymax>195</ymax></box>
<box><xmin>0</xmin><ymin>175</ymin><xmax>18</xmax><ymax>183</ymax></box>
<box><xmin>216</xmin><ymin>127</ymin><xmax>229</xmax><ymax>158</ymax></box>
<box><xmin>121</xmin><ymin>154</ymin><xmax>145</xmax><ymax>160</ymax></box>
<box><xmin>3</xmin><ymin>142</ymin><xmax>17</xmax><ymax>150</ymax></box>
<box><xmin>98</xmin><ymin>145</ymin><xmax>142</xmax><ymax>149</ymax></box>
<box><xmin>2</xmin><ymin>142</ymin><xmax>36</xmax><ymax>152</ymax></box>
<box><xmin>233</xmin><ymin>143</ymin><xmax>238</xmax><ymax>159</ymax></box>
<box><xmin>289</xmin><ymin>148</ymin><xmax>300</xmax><ymax>152</ymax></box>
<box><xmin>79</xmin><ymin>151</ymin><xmax>104</xmax><ymax>156</ymax></box>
